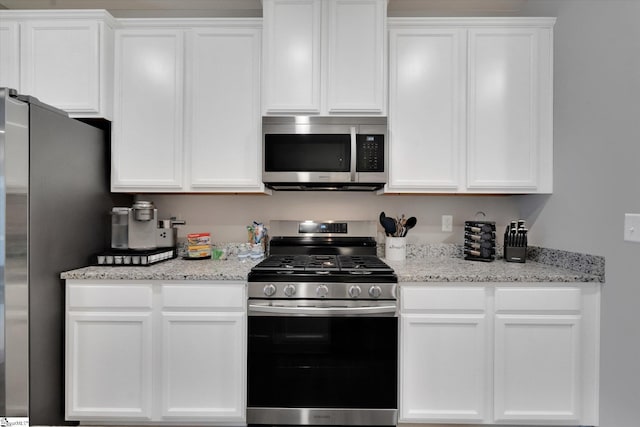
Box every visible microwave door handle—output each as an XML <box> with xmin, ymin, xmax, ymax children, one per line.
<box><xmin>350</xmin><ymin>126</ymin><xmax>357</xmax><ymax>182</ymax></box>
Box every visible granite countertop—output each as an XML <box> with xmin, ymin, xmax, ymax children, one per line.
<box><xmin>388</xmin><ymin>257</ymin><xmax>602</xmax><ymax>283</ymax></box>
<box><xmin>61</xmin><ymin>257</ymin><xmax>260</xmax><ymax>281</ymax></box>
<box><xmin>61</xmin><ymin>245</ymin><xmax>604</xmax><ymax>283</ymax></box>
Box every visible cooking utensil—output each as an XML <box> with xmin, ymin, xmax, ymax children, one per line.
<box><xmin>402</xmin><ymin>216</ymin><xmax>417</xmax><ymax>236</ymax></box>
<box><xmin>381</xmin><ymin>216</ymin><xmax>397</xmax><ymax>237</ymax></box>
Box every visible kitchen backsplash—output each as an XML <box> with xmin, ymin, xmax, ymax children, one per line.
<box><xmin>147</xmin><ymin>192</ymin><xmax>521</xmax><ymax>245</ymax></box>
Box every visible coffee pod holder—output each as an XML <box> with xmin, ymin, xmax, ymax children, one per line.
<box><xmin>503</xmin><ymin>220</ymin><xmax>528</xmax><ymax>263</ymax></box>
<box><xmin>464</xmin><ymin>220</ymin><xmax>496</xmax><ymax>262</ymax></box>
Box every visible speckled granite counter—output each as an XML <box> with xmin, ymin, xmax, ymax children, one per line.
<box><xmin>387</xmin><ymin>258</ymin><xmax>601</xmax><ymax>283</ymax></box>
<box><xmin>61</xmin><ymin>245</ymin><xmax>604</xmax><ymax>283</ymax></box>
<box><xmin>61</xmin><ymin>257</ymin><xmax>260</xmax><ymax>281</ymax></box>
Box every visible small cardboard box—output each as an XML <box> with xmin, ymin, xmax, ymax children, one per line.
<box><xmin>187</xmin><ymin>244</ymin><xmax>211</xmax><ymax>258</ymax></box>
<box><xmin>187</xmin><ymin>233</ymin><xmax>211</xmax><ymax>245</ymax></box>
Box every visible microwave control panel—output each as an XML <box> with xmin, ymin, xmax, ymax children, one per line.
<box><xmin>356</xmin><ymin>135</ymin><xmax>384</xmax><ymax>172</ymax></box>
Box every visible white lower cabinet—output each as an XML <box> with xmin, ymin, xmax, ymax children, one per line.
<box><xmin>159</xmin><ymin>283</ymin><xmax>246</xmax><ymax>421</ymax></box>
<box><xmin>400</xmin><ymin>284</ymin><xmax>600</xmax><ymax>426</ymax></box>
<box><xmin>65</xmin><ymin>280</ymin><xmax>247</xmax><ymax>424</ymax></box>
<box><xmin>401</xmin><ymin>287</ymin><xmax>489</xmax><ymax>423</ymax></box>
<box><xmin>66</xmin><ymin>283</ymin><xmax>154</xmax><ymax>420</ymax></box>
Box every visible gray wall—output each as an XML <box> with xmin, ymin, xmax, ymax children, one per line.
<box><xmin>516</xmin><ymin>1</ymin><xmax>640</xmax><ymax>425</ymax></box>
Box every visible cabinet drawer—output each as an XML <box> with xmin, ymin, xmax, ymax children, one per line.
<box><xmin>495</xmin><ymin>287</ymin><xmax>582</xmax><ymax>312</ymax></box>
<box><xmin>162</xmin><ymin>283</ymin><xmax>245</xmax><ymax>309</ymax></box>
<box><xmin>401</xmin><ymin>286</ymin><xmax>486</xmax><ymax>311</ymax></box>
<box><xmin>68</xmin><ymin>283</ymin><xmax>153</xmax><ymax>309</ymax></box>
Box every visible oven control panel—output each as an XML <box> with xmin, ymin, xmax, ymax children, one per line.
<box><xmin>298</xmin><ymin>221</ymin><xmax>347</xmax><ymax>234</ymax></box>
<box><xmin>249</xmin><ymin>282</ymin><xmax>397</xmax><ymax>300</ymax></box>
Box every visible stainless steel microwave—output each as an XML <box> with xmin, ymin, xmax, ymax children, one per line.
<box><xmin>262</xmin><ymin>116</ymin><xmax>388</xmax><ymax>191</ymax></box>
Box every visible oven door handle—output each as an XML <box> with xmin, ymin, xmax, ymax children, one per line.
<box><xmin>248</xmin><ymin>303</ymin><xmax>398</xmax><ymax>317</ymax></box>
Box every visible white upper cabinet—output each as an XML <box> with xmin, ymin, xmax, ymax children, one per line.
<box><xmin>262</xmin><ymin>0</ymin><xmax>321</xmax><ymax>113</ymax></box>
<box><xmin>326</xmin><ymin>0</ymin><xmax>386</xmax><ymax>113</ymax></box>
<box><xmin>186</xmin><ymin>27</ymin><xmax>263</xmax><ymax>191</ymax></box>
<box><xmin>387</xmin><ymin>27</ymin><xmax>465</xmax><ymax>191</ymax></box>
<box><xmin>262</xmin><ymin>0</ymin><xmax>387</xmax><ymax>115</ymax></box>
<box><xmin>467</xmin><ymin>26</ymin><xmax>553</xmax><ymax>192</ymax></box>
<box><xmin>112</xmin><ymin>27</ymin><xmax>185</xmax><ymax>191</ymax></box>
<box><xmin>387</xmin><ymin>18</ymin><xmax>554</xmax><ymax>194</ymax></box>
<box><xmin>0</xmin><ymin>10</ymin><xmax>115</xmax><ymax>119</ymax></box>
<box><xmin>112</xmin><ymin>19</ymin><xmax>264</xmax><ymax>193</ymax></box>
<box><xmin>0</xmin><ymin>21</ymin><xmax>20</xmax><ymax>90</ymax></box>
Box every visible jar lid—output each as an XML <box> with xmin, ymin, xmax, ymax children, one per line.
<box><xmin>132</xmin><ymin>200</ymin><xmax>154</xmax><ymax>209</ymax></box>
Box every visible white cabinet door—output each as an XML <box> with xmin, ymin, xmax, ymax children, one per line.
<box><xmin>66</xmin><ymin>283</ymin><xmax>154</xmax><ymax>420</ymax></box>
<box><xmin>112</xmin><ymin>21</ymin><xmax>263</xmax><ymax>193</ymax></box>
<box><xmin>493</xmin><ymin>286</ymin><xmax>593</xmax><ymax>424</ymax></box>
<box><xmin>262</xmin><ymin>0</ymin><xmax>321</xmax><ymax>113</ymax></box>
<box><xmin>400</xmin><ymin>286</ymin><xmax>489</xmax><ymax>423</ymax></box>
<box><xmin>160</xmin><ymin>312</ymin><xmax>246</xmax><ymax>420</ymax></box>
<box><xmin>400</xmin><ymin>284</ymin><xmax>600</xmax><ymax>426</ymax></box>
<box><xmin>386</xmin><ymin>18</ymin><xmax>554</xmax><ymax>194</ymax></box>
<box><xmin>467</xmin><ymin>26</ymin><xmax>553</xmax><ymax>192</ymax></box>
<box><xmin>387</xmin><ymin>27</ymin><xmax>465</xmax><ymax>192</ymax></box>
<box><xmin>159</xmin><ymin>283</ymin><xmax>246</xmax><ymax>422</ymax></box>
<box><xmin>0</xmin><ymin>20</ymin><xmax>20</xmax><ymax>90</ymax></box>
<box><xmin>66</xmin><ymin>280</ymin><xmax>247</xmax><ymax>424</ymax></box>
<box><xmin>326</xmin><ymin>0</ymin><xmax>386</xmax><ymax>113</ymax></box>
<box><xmin>401</xmin><ymin>314</ymin><xmax>488</xmax><ymax>422</ymax></box>
<box><xmin>112</xmin><ymin>29</ymin><xmax>184</xmax><ymax>191</ymax></box>
<box><xmin>494</xmin><ymin>314</ymin><xmax>581</xmax><ymax>423</ymax></box>
<box><xmin>0</xmin><ymin>11</ymin><xmax>115</xmax><ymax>118</ymax></box>
<box><xmin>21</xmin><ymin>19</ymin><xmax>110</xmax><ymax>117</ymax></box>
<box><xmin>66</xmin><ymin>312</ymin><xmax>153</xmax><ymax>419</ymax></box>
<box><xmin>187</xmin><ymin>27</ymin><xmax>263</xmax><ymax>191</ymax></box>
<box><xmin>263</xmin><ymin>0</ymin><xmax>385</xmax><ymax>115</ymax></box>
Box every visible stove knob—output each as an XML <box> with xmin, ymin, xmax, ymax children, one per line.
<box><xmin>284</xmin><ymin>284</ymin><xmax>297</xmax><ymax>297</ymax></box>
<box><xmin>348</xmin><ymin>285</ymin><xmax>362</xmax><ymax>298</ymax></box>
<box><xmin>316</xmin><ymin>284</ymin><xmax>329</xmax><ymax>298</ymax></box>
<box><xmin>368</xmin><ymin>285</ymin><xmax>382</xmax><ymax>298</ymax></box>
<box><xmin>263</xmin><ymin>283</ymin><xmax>277</xmax><ymax>297</ymax></box>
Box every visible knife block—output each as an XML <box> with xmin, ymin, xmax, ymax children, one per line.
<box><xmin>504</xmin><ymin>245</ymin><xmax>527</xmax><ymax>263</ymax></box>
<box><xmin>503</xmin><ymin>220</ymin><xmax>528</xmax><ymax>263</ymax></box>
<box><xmin>464</xmin><ymin>221</ymin><xmax>496</xmax><ymax>262</ymax></box>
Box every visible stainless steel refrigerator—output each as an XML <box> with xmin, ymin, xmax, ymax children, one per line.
<box><xmin>1</xmin><ymin>87</ymin><xmax>120</xmax><ymax>424</ymax></box>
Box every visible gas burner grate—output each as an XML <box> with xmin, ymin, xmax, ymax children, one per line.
<box><xmin>337</xmin><ymin>255</ymin><xmax>394</xmax><ymax>272</ymax></box>
<box><xmin>252</xmin><ymin>254</ymin><xmax>394</xmax><ymax>275</ymax></box>
<box><xmin>252</xmin><ymin>255</ymin><xmax>309</xmax><ymax>271</ymax></box>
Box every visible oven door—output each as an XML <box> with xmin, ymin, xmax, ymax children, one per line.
<box><xmin>247</xmin><ymin>300</ymin><xmax>398</xmax><ymax>426</ymax></box>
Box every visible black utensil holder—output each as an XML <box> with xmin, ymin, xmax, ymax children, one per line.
<box><xmin>464</xmin><ymin>220</ymin><xmax>496</xmax><ymax>262</ymax></box>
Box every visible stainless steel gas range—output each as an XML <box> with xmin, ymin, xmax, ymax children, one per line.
<box><xmin>247</xmin><ymin>220</ymin><xmax>398</xmax><ymax>427</ymax></box>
